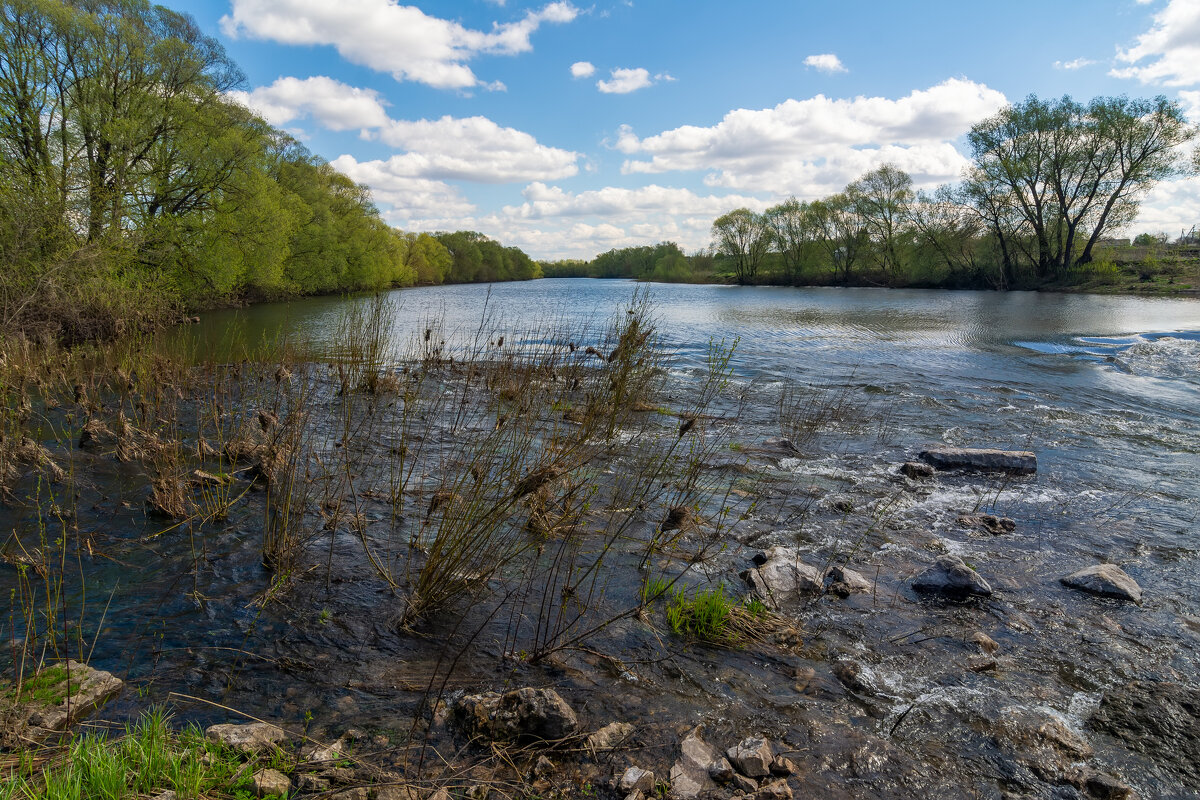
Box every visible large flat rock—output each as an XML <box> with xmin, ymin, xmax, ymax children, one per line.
<box><xmin>919</xmin><ymin>446</ymin><xmax>1037</xmax><ymax>474</ymax></box>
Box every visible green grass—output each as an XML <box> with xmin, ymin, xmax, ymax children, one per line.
<box><xmin>640</xmin><ymin>575</ymin><xmax>671</xmax><ymax>604</ymax></box>
<box><xmin>3</xmin><ymin>665</ymin><xmax>72</xmax><ymax>707</ymax></box>
<box><xmin>1</xmin><ymin>709</ymin><xmax>266</xmax><ymax>800</ymax></box>
<box><xmin>665</xmin><ymin>587</ymin><xmax>735</xmax><ymax>644</ymax></box>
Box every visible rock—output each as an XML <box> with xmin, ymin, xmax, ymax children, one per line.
<box><xmin>911</xmin><ymin>555</ymin><xmax>992</xmax><ymax>598</ymax></box>
<box><xmin>668</xmin><ymin>726</ymin><xmax>721</xmax><ymax>799</ymax></box>
<box><xmin>726</xmin><ymin>737</ymin><xmax>773</xmax><ymax>778</ymax></box>
<box><xmin>918</xmin><ymin>446</ymin><xmax>1037</xmax><ymax>474</ymax></box>
<box><xmin>900</xmin><ymin>461</ymin><xmax>935</xmax><ymax>479</ymax></box>
<box><xmin>832</xmin><ymin>660</ymin><xmax>876</xmax><ymax>696</ymax></box>
<box><xmin>300</xmin><ymin>740</ymin><xmax>347</xmax><ymax>764</ymax></box>
<box><xmin>1084</xmin><ymin>771</ymin><xmax>1133</xmax><ymax>799</ymax></box>
<box><xmin>205</xmin><ymin>722</ymin><xmax>287</xmax><ymax>755</ymax></box>
<box><xmin>533</xmin><ymin>755</ymin><xmax>555</xmax><ymax>778</ymax></box>
<box><xmin>967</xmin><ymin>655</ymin><xmax>997</xmax><ymax>673</ymax></box>
<box><xmin>454</xmin><ymin>687</ymin><xmax>578</xmax><ymax>742</ymax></box>
<box><xmin>730</xmin><ymin>772</ymin><xmax>758</xmax><ymax>794</ymax></box>
<box><xmin>707</xmin><ymin>758</ymin><xmax>734</xmax><ymax>783</ymax></box>
<box><xmin>620</xmin><ymin>766</ymin><xmax>656</xmax><ymax>794</ymax></box>
<box><xmin>745</xmin><ymin>547</ymin><xmax>823</xmax><ymax>609</ymax></box>
<box><xmin>19</xmin><ymin>660</ymin><xmax>123</xmax><ymax>736</ymax></box>
<box><xmin>958</xmin><ymin>513</ymin><xmax>1016</xmax><ymax>535</ymax></box>
<box><xmin>753</xmin><ymin>780</ymin><xmax>793</xmax><ymax>800</ymax></box>
<box><xmin>297</xmin><ymin>774</ymin><xmax>331</xmax><ymax>792</ymax></box>
<box><xmin>824</xmin><ymin>565</ymin><xmax>872</xmax><ymax>597</ymax></box>
<box><xmin>151</xmin><ymin>792</ymin><xmax>177</xmax><ymax>800</ymax></box>
<box><xmin>970</xmin><ymin>631</ymin><xmax>999</xmax><ymax>654</ymax></box>
<box><xmin>250</xmin><ymin>768</ymin><xmax>291</xmax><ymax>798</ymax></box>
<box><xmin>374</xmin><ymin>785</ymin><xmax>425</xmax><ymax>800</ymax></box>
<box><xmin>586</xmin><ymin>720</ymin><xmax>634</xmax><ymax>751</ymax></box>
<box><xmin>769</xmin><ymin>756</ymin><xmax>796</xmax><ymax>777</ymax></box>
<box><xmin>330</xmin><ymin>789</ymin><xmax>369</xmax><ymax>800</ymax></box>
<box><xmin>320</xmin><ymin>766</ymin><xmax>356</xmax><ymax>784</ymax></box>
<box><xmin>1061</xmin><ymin>564</ymin><xmax>1142</xmax><ymax>603</ymax></box>
<box><xmin>1089</xmin><ymin>680</ymin><xmax>1200</xmax><ymax>786</ymax></box>
<box><xmin>996</xmin><ymin>708</ymin><xmax>1093</xmax><ymax>786</ymax></box>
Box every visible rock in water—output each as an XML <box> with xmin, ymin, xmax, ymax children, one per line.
<box><xmin>1090</xmin><ymin>681</ymin><xmax>1200</xmax><ymax>787</ymax></box>
<box><xmin>454</xmin><ymin>687</ymin><xmax>578</xmax><ymax>742</ymax></box>
<box><xmin>918</xmin><ymin>446</ymin><xmax>1037</xmax><ymax>474</ymax></box>
<box><xmin>912</xmin><ymin>555</ymin><xmax>992</xmax><ymax>598</ymax></box>
<box><xmin>619</xmin><ymin>766</ymin><xmax>655</xmax><ymax>794</ymax></box>
<box><xmin>668</xmin><ymin>726</ymin><xmax>721</xmax><ymax>799</ymax></box>
<box><xmin>745</xmin><ymin>546</ymin><xmax>823</xmax><ymax>609</ymax></box>
<box><xmin>18</xmin><ymin>660</ymin><xmax>123</xmax><ymax>736</ymax></box>
<box><xmin>899</xmin><ymin>461</ymin><xmax>935</xmax><ymax>479</ymax></box>
<box><xmin>726</xmin><ymin>737</ymin><xmax>774</xmax><ymax>778</ymax></box>
<box><xmin>1060</xmin><ymin>564</ymin><xmax>1143</xmax><ymax>603</ymax></box>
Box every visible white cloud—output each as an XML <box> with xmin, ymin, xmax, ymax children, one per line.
<box><xmin>1111</xmin><ymin>0</ymin><xmax>1200</xmax><ymax>86</ymax></box>
<box><xmin>804</xmin><ymin>53</ymin><xmax>847</xmax><ymax>74</ymax></box>
<box><xmin>597</xmin><ymin>67</ymin><xmax>653</xmax><ymax>94</ymax></box>
<box><xmin>228</xmin><ymin>76</ymin><xmax>391</xmax><ymax>131</ymax></box>
<box><xmin>331</xmin><ymin>155</ymin><xmax>477</xmax><ymax>224</ymax></box>
<box><xmin>1053</xmin><ymin>57</ymin><xmax>1097</xmax><ymax>70</ymax></box>
<box><xmin>220</xmin><ymin>0</ymin><xmax>578</xmax><ymax>90</ymax></box>
<box><xmin>230</xmin><ymin>77</ymin><xmax>580</xmax><ymax>185</ymax></box>
<box><xmin>616</xmin><ymin>78</ymin><xmax>1009</xmax><ymax>196</ymax></box>
<box><xmin>1129</xmin><ymin>176</ymin><xmax>1200</xmax><ymax>236</ymax></box>
<box><xmin>1179</xmin><ymin>89</ymin><xmax>1200</xmax><ymax>121</ymax></box>
<box><xmin>371</xmin><ymin>116</ymin><xmax>580</xmax><ymax>183</ymax></box>
<box><xmin>570</xmin><ymin>61</ymin><xmax>596</xmax><ymax>78</ymax></box>
<box><xmin>503</xmin><ymin>182</ymin><xmax>770</xmax><ymax>220</ymax></box>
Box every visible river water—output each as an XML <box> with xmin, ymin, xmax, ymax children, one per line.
<box><xmin>8</xmin><ymin>279</ymin><xmax>1200</xmax><ymax>798</ymax></box>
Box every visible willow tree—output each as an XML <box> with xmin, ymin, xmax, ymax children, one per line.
<box><xmin>712</xmin><ymin>208</ymin><xmax>770</xmax><ymax>284</ymax></box>
<box><xmin>848</xmin><ymin>163</ymin><xmax>913</xmax><ymax>278</ymax></box>
<box><xmin>967</xmin><ymin>94</ymin><xmax>1194</xmax><ymax>276</ymax></box>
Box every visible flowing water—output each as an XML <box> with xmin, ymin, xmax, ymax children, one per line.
<box><xmin>5</xmin><ymin>279</ymin><xmax>1200</xmax><ymax>798</ymax></box>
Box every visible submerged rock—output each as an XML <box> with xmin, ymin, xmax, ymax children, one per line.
<box><xmin>899</xmin><ymin>461</ymin><xmax>935</xmax><ymax>479</ymax></box>
<box><xmin>958</xmin><ymin>513</ymin><xmax>1016</xmax><ymax>535</ymax></box>
<box><xmin>918</xmin><ymin>446</ymin><xmax>1037</xmax><ymax>474</ymax></box>
<box><xmin>454</xmin><ymin>687</ymin><xmax>578</xmax><ymax>742</ymax></box>
<box><xmin>1090</xmin><ymin>680</ymin><xmax>1200</xmax><ymax>787</ymax></box>
<box><xmin>825</xmin><ymin>565</ymin><xmax>872</xmax><ymax>597</ymax></box>
<box><xmin>912</xmin><ymin>555</ymin><xmax>992</xmax><ymax>598</ymax></box>
<box><xmin>745</xmin><ymin>546</ymin><xmax>823</xmax><ymax>609</ymax></box>
<box><xmin>1061</xmin><ymin>564</ymin><xmax>1143</xmax><ymax>603</ymax></box>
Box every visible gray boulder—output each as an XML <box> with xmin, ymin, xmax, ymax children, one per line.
<box><xmin>726</xmin><ymin>737</ymin><xmax>774</xmax><ymax>778</ymax></box>
<box><xmin>825</xmin><ymin>565</ymin><xmax>872</xmax><ymax>597</ymax></box>
<box><xmin>918</xmin><ymin>446</ymin><xmax>1036</xmax><ymax>474</ymax></box>
<box><xmin>1061</xmin><ymin>564</ymin><xmax>1142</xmax><ymax>603</ymax></box>
<box><xmin>454</xmin><ymin>687</ymin><xmax>578</xmax><ymax>742</ymax></box>
<box><xmin>745</xmin><ymin>546</ymin><xmax>823</xmax><ymax>608</ymax></box>
<box><xmin>912</xmin><ymin>555</ymin><xmax>992</xmax><ymax>598</ymax></box>
<box><xmin>668</xmin><ymin>726</ymin><xmax>721</xmax><ymax>799</ymax></box>
<box><xmin>619</xmin><ymin>766</ymin><xmax>655</xmax><ymax>794</ymax></box>
<box><xmin>205</xmin><ymin>722</ymin><xmax>287</xmax><ymax>755</ymax></box>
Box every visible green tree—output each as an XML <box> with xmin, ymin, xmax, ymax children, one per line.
<box><xmin>848</xmin><ymin>164</ymin><xmax>913</xmax><ymax>279</ymax></box>
<box><xmin>712</xmin><ymin>208</ymin><xmax>769</xmax><ymax>284</ymax></box>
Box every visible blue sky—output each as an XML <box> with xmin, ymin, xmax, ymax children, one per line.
<box><xmin>163</xmin><ymin>0</ymin><xmax>1200</xmax><ymax>259</ymax></box>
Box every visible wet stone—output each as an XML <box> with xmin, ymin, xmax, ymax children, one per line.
<box><xmin>900</xmin><ymin>460</ymin><xmax>935</xmax><ymax>479</ymax></box>
<box><xmin>669</xmin><ymin>726</ymin><xmax>720</xmax><ymax>799</ymax></box>
<box><xmin>745</xmin><ymin>547</ymin><xmax>823</xmax><ymax>609</ymax></box>
<box><xmin>454</xmin><ymin>687</ymin><xmax>578</xmax><ymax>742</ymax></box>
<box><xmin>1089</xmin><ymin>680</ymin><xmax>1200</xmax><ymax>786</ymax></box>
<box><xmin>824</xmin><ymin>565</ymin><xmax>872</xmax><ymax>597</ymax></box>
<box><xmin>912</xmin><ymin>555</ymin><xmax>992</xmax><ymax>598</ymax></box>
<box><xmin>730</xmin><ymin>772</ymin><xmax>758</xmax><ymax>794</ymax></box>
<box><xmin>958</xmin><ymin>513</ymin><xmax>1016</xmax><ymax>535</ymax></box>
<box><xmin>726</xmin><ymin>737</ymin><xmax>774</xmax><ymax>778</ymax></box>
<box><xmin>587</xmin><ymin>720</ymin><xmax>634</xmax><ymax>751</ymax></box>
<box><xmin>707</xmin><ymin>757</ymin><xmax>734</xmax><ymax>783</ymax></box>
<box><xmin>1084</xmin><ymin>771</ymin><xmax>1133</xmax><ymax>800</ymax></box>
<box><xmin>1061</xmin><ymin>564</ymin><xmax>1143</xmax><ymax>603</ymax></box>
<box><xmin>620</xmin><ymin>766</ymin><xmax>656</xmax><ymax>794</ymax></box>
<box><xmin>832</xmin><ymin>660</ymin><xmax>876</xmax><ymax>696</ymax></box>
<box><xmin>918</xmin><ymin>446</ymin><xmax>1037</xmax><ymax>474</ymax></box>
<box><xmin>753</xmin><ymin>780</ymin><xmax>793</xmax><ymax>800</ymax></box>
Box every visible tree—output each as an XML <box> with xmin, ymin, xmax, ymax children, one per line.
<box><xmin>847</xmin><ymin>164</ymin><xmax>913</xmax><ymax>279</ymax></box>
<box><xmin>809</xmin><ymin>194</ymin><xmax>867</xmax><ymax>283</ymax></box>
<box><xmin>967</xmin><ymin>94</ymin><xmax>1194</xmax><ymax>276</ymax></box>
<box><xmin>764</xmin><ymin>198</ymin><xmax>816</xmax><ymax>282</ymax></box>
<box><xmin>712</xmin><ymin>208</ymin><xmax>769</xmax><ymax>284</ymax></box>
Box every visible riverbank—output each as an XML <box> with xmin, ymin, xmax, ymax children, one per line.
<box><xmin>2</xmin><ymin>284</ymin><xmax>1199</xmax><ymax>798</ymax></box>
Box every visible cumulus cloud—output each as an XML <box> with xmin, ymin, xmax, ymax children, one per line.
<box><xmin>804</xmin><ymin>54</ymin><xmax>847</xmax><ymax>74</ymax></box>
<box><xmin>1129</xmin><ymin>176</ymin><xmax>1200</xmax><ymax>237</ymax></box>
<box><xmin>503</xmin><ymin>182</ymin><xmax>770</xmax><ymax>220</ymax></box>
<box><xmin>1111</xmin><ymin>0</ymin><xmax>1200</xmax><ymax>86</ymax></box>
<box><xmin>220</xmin><ymin>0</ymin><xmax>578</xmax><ymax>89</ymax></box>
<box><xmin>1053</xmin><ymin>57</ymin><xmax>1096</xmax><ymax>70</ymax></box>
<box><xmin>228</xmin><ymin>76</ymin><xmax>391</xmax><ymax>131</ymax></box>
<box><xmin>370</xmin><ymin>116</ymin><xmax>580</xmax><ymax>183</ymax></box>
<box><xmin>597</xmin><ymin>67</ymin><xmax>654</xmax><ymax>94</ymax></box>
<box><xmin>331</xmin><ymin>155</ymin><xmax>477</xmax><ymax>224</ymax></box>
<box><xmin>230</xmin><ymin>77</ymin><xmax>580</xmax><ymax>185</ymax></box>
<box><xmin>570</xmin><ymin>61</ymin><xmax>596</xmax><ymax>78</ymax></box>
<box><xmin>616</xmin><ymin>78</ymin><xmax>1008</xmax><ymax>195</ymax></box>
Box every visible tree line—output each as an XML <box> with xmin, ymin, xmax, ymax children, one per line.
<box><xmin>0</xmin><ymin>0</ymin><xmax>538</xmax><ymax>343</ymax></box>
<box><xmin>545</xmin><ymin>94</ymin><xmax>1197</xmax><ymax>289</ymax></box>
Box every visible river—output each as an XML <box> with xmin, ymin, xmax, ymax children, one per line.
<box><xmin>8</xmin><ymin>279</ymin><xmax>1200</xmax><ymax>798</ymax></box>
